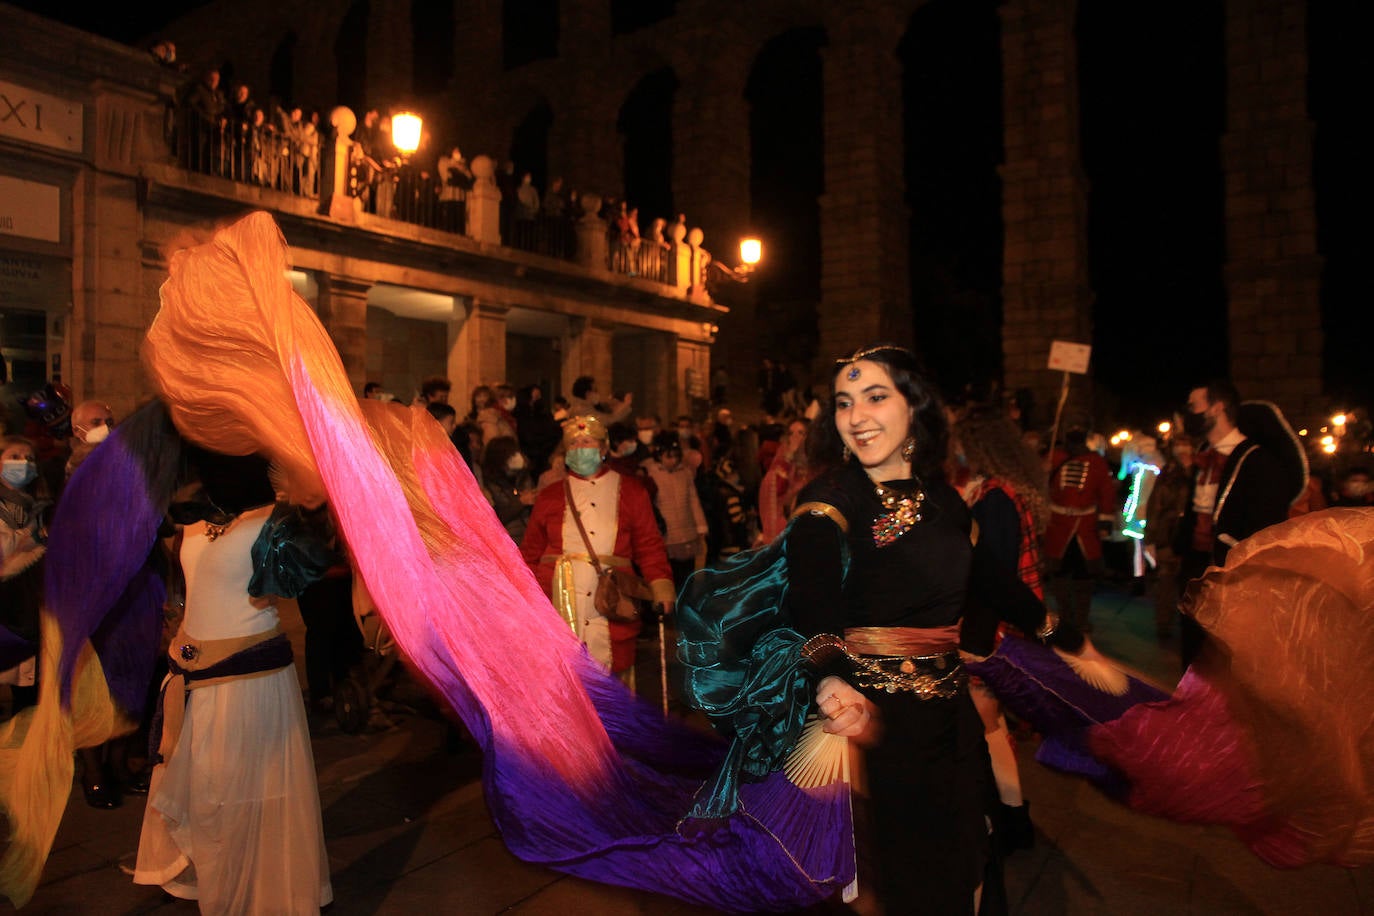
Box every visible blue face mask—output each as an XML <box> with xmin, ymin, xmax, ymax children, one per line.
<box><xmin>565</xmin><ymin>447</ymin><xmax>603</xmax><ymax>477</ymax></box>
<box><xmin>1</xmin><ymin>460</ymin><xmax>38</xmax><ymax>489</ymax></box>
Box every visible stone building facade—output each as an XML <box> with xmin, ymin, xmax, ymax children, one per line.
<box><xmin>0</xmin><ymin>6</ymin><xmax>719</xmax><ymax>428</ymax></box>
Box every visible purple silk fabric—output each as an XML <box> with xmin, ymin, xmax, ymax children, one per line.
<box><xmin>47</xmin><ymin>429</ymin><xmax>166</xmax><ymax>717</ymax></box>
<box><xmin>965</xmin><ymin>635</ymin><xmax>1169</xmax><ymax>790</ymax></box>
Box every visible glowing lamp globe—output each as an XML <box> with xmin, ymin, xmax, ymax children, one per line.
<box><xmin>392</xmin><ymin>112</ymin><xmax>423</xmax><ymax>155</ymax></box>
<box><xmin>740</xmin><ymin>238</ymin><xmax>762</xmax><ymax>268</ymax></box>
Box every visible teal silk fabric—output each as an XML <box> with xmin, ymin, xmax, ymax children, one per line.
<box><xmin>247</xmin><ymin>502</ymin><xmax>339</xmax><ymax>599</ymax></box>
<box><xmin>677</xmin><ymin>517</ymin><xmax>850</xmax><ymax>818</ymax></box>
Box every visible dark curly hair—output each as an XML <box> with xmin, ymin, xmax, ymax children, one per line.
<box><xmin>954</xmin><ymin>404</ymin><xmax>1049</xmax><ymax>533</ymax></box>
<box><xmin>809</xmin><ymin>343</ymin><xmax>949</xmax><ymax>482</ymax></box>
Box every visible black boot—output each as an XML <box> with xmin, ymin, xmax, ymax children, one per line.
<box><xmin>996</xmin><ymin>801</ymin><xmax>1035</xmax><ymax>855</ymax></box>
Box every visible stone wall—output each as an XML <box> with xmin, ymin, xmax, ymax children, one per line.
<box><xmin>998</xmin><ymin>0</ymin><xmax>1093</xmax><ymax>430</ymax></box>
<box><xmin>1221</xmin><ymin>0</ymin><xmax>1323</xmax><ymax>421</ymax></box>
<box><xmin>365</xmin><ymin>306</ymin><xmax>448</xmax><ymax>403</ymax></box>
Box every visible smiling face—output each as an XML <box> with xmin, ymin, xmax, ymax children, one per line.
<box><xmin>833</xmin><ymin>360</ymin><xmax>913</xmax><ymax>481</ymax></box>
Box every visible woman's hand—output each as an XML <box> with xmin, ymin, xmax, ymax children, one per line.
<box><xmin>816</xmin><ymin>675</ymin><xmax>878</xmax><ymax>742</ymax></box>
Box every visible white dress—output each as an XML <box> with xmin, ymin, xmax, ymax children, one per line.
<box><xmin>133</xmin><ymin>505</ymin><xmax>332</xmax><ymax>914</ymax></box>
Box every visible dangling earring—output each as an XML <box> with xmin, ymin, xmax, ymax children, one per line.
<box><xmin>842</xmin><ymin>445</ymin><xmax>851</xmax><ymax>463</ymax></box>
<box><xmin>901</xmin><ymin>437</ymin><xmax>917</xmax><ymax>463</ymax></box>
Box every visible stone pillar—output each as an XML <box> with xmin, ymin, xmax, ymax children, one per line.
<box><xmin>366</xmin><ymin>0</ymin><xmax>413</xmax><ymax>108</ymax></box>
<box><xmin>1221</xmin><ymin>0</ymin><xmax>1322</xmax><ymax>421</ymax></box>
<box><xmin>817</xmin><ymin>4</ymin><xmax>912</xmax><ymax>368</ymax></box>
<box><xmin>447</xmin><ymin>299</ymin><xmax>509</xmax><ymax>397</ymax></box>
<box><xmin>76</xmin><ymin>169</ymin><xmax>151</xmax><ymax>412</ymax></box>
<box><xmin>560</xmin><ymin>318</ymin><xmax>615</xmax><ymax>398</ymax></box>
<box><xmin>316</xmin><ymin>274</ymin><xmax>372</xmax><ymax>393</ymax></box>
<box><xmin>999</xmin><ymin>0</ymin><xmax>1094</xmax><ymax>428</ymax></box>
<box><xmin>669</xmin><ymin>221</ymin><xmax>691</xmax><ymax>293</ymax></box>
<box><xmin>321</xmin><ymin>106</ymin><xmax>358</xmax><ymax>223</ymax></box>
<box><xmin>573</xmin><ymin>193</ymin><xmax>609</xmax><ymax>272</ymax></box>
<box><xmin>466</xmin><ymin>155</ymin><xmax>502</xmax><ymax>245</ymax></box>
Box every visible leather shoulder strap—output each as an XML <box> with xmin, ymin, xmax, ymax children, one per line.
<box><xmin>563</xmin><ymin>477</ymin><xmax>604</xmax><ymax>574</ymax></box>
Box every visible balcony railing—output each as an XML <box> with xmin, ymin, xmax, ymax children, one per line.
<box><xmin>167</xmin><ymin>103</ymin><xmax>714</xmax><ymax>299</ymax></box>
<box><xmin>176</xmin><ymin>109</ymin><xmax>320</xmax><ymax>199</ymax></box>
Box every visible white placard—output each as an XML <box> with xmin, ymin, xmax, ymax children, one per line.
<box><xmin>0</xmin><ymin>79</ymin><xmax>83</xmax><ymax>153</ymax></box>
<box><xmin>0</xmin><ymin>175</ymin><xmax>61</xmax><ymax>243</ymax></box>
<box><xmin>1047</xmin><ymin>340</ymin><xmax>1092</xmax><ymax>375</ymax></box>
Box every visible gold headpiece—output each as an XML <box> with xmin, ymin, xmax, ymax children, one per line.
<box><xmin>834</xmin><ymin>344</ymin><xmax>915</xmax><ymax>368</ymax></box>
<box><xmin>561</xmin><ymin>415</ymin><xmax>608</xmax><ymax>445</ymax></box>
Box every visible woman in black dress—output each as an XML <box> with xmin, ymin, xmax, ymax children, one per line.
<box><xmin>786</xmin><ymin>344</ymin><xmax>1069</xmax><ymax>914</ymax></box>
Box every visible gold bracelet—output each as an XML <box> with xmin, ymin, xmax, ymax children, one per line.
<box><xmin>799</xmin><ymin>633</ymin><xmax>846</xmax><ymax>668</ymax></box>
<box><xmin>1035</xmin><ymin>611</ymin><xmax>1059</xmax><ymax>643</ymax></box>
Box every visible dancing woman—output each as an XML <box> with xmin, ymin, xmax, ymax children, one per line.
<box><xmin>770</xmin><ymin>345</ymin><xmax>1075</xmax><ymax>913</ymax></box>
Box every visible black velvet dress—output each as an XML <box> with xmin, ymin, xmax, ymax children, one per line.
<box><xmin>785</xmin><ymin>460</ymin><xmax>1007</xmax><ymax>915</ymax></box>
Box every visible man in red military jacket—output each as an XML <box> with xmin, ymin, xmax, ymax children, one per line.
<box><xmin>520</xmin><ymin>415</ymin><xmax>675</xmax><ymax>684</ymax></box>
<box><xmin>1043</xmin><ymin>428</ymin><xmax>1118</xmax><ymax>633</ymax></box>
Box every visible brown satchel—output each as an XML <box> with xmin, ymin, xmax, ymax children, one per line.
<box><xmin>564</xmin><ymin>478</ymin><xmax>646</xmax><ymax>622</ymax></box>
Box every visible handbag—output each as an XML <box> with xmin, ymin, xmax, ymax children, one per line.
<box><xmin>564</xmin><ymin>478</ymin><xmax>644</xmax><ymax>622</ymax></box>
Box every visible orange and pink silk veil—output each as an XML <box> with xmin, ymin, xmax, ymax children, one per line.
<box><xmin>0</xmin><ymin>212</ymin><xmax>850</xmax><ymax>911</ymax></box>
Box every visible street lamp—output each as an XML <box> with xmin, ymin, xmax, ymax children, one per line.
<box><xmin>709</xmin><ymin>236</ymin><xmax>765</xmax><ymax>284</ymax></box>
<box><xmin>739</xmin><ymin>238</ymin><xmax>762</xmax><ymax>274</ymax></box>
<box><xmin>391</xmin><ymin>111</ymin><xmax>423</xmax><ymax>157</ymax></box>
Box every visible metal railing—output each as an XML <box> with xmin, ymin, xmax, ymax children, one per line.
<box><xmin>175</xmin><ymin>110</ymin><xmax>320</xmax><ymax>198</ymax></box>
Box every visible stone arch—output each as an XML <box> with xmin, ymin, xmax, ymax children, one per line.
<box><xmin>898</xmin><ymin>0</ymin><xmax>1004</xmax><ymax>399</ymax></box>
<box><xmin>412</xmin><ymin>0</ymin><xmax>455</xmax><ymax>96</ymax></box>
<box><xmin>617</xmin><ymin>67</ymin><xmax>679</xmax><ymax>227</ymax></box>
<box><xmin>1077</xmin><ymin>0</ymin><xmax>1226</xmax><ymax>422</ymax></box>
<box><xmin>502</xmin><ymin>0</ymin><xmax>558</xmax><ymax>69</ymax></box>
<box><xmin>509</xmin><ymin>97</ymin><xmax>555</xmax><ymax>192</ymax></box>
<box><xmin>334</xmin><ymin>0</ymin><xmax>370</xmax><ymax>115</ymax></box>
<box><xmin>269</xmin><ymin>30</ymin><xmax>298</xmax><ymax>109</ymax></box>
<box><xmin>745</xmin><ymin>27</ymin><xmax>827</xmax><ymax>368</ymax></box>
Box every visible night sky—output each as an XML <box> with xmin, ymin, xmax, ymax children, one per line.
<box><xmin>14</xmin><ymin>1</ymin><xmax>1367</xmax><ymax>426</ymax></box>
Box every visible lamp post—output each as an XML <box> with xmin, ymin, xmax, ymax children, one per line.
<box><xmin>389</xmin><ymin>111</ymin><xmax>423</xmax><ymax>223</ymax></box>
<box><xmin>739</xmin><ymin>237</ymin><xmax>762</xmax><ymax>275</ymax></box>
<box><xmin>391</xmin><ymin>111</ymin><xmax>422</xmax><ymax>158</ymax></box>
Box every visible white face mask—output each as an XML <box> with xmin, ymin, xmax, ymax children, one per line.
<box><xmin>507</xmin><ymin>454</ymin><xmax>527</xmax><ymax>473</ymax></box>
<box><xmin>500</xmin><ymin>397</ymin><xmax>516</xmax><ymax>411</ymax></box>
<box><xmin>618</xmin><ymin>442</ymin><xmax>637</xmax><ymax>457</ymax></box>
<box><xmin>84</xmin><ymin>424</ymin><xmax>111</xmax><ymax>444</ymax></box>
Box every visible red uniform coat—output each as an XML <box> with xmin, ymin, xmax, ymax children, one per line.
<box><xmin>519</xmin><ymin>468</ymin><xmax>673</xmax><ymax>670</ymax></box>
<box><xmin>1042</xmin><ymin>450</ymin><xmax>1118</xmax><ymax>561</ymax></box>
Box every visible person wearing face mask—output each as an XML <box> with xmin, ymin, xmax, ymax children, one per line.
<box><xmin>1</xmin><ymin>437</ymin><xmax>52</xmax><ymax>715</ymax></box>
<box><xmin>480</xmin><ymin>436</ymin><xmax>536</xmax><ymax>542</ymax></box>
<box><xmin>606</xmin><ymin>422</ymin><xmax>658</xmax><ymax>508</ymax></box>
<box><xmin>1175</xmin><ymin>381</ymin><xmax>1290</xmax><ymax>668</ymax></box>
<box><xmin>519</xmin><ymin>416</ymin><xmax>674</xmax><ymax>683</ymax></box>
<box><xmin>65</xmin><ymin>400</ymin><xmax>116</xmax><ymax>480</ymax></box>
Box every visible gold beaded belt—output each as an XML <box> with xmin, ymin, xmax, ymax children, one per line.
<box><xmin>844</xmin><ymin>624</ymin><xmax>960</xmax><ymax>656</ymax></box>
<box><xmin>848</xmin><ymin>650</ymin><xmax>966</xmax><ymax>698</ymax></box>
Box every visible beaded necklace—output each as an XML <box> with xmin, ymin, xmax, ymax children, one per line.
<box><xmin>871</xmin><ymin>479</ymin><xmax>925</xmax><ymax>547</ymax></box>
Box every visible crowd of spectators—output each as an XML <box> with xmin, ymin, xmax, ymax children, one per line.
<box><xmin>156</xmin><ymin>45</ymin><xmax>696</xmax><ymax>277</ymax></box>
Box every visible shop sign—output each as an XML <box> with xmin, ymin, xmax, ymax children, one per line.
<box><xmin>0</xmin><ymin>175</ymin><xmax>61</xmax><ymax>243</ymax></box>
<box><xmin>0</xmin><ymin>79</ymin><xmax>82</xmax><ymax>153</ymax></box>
